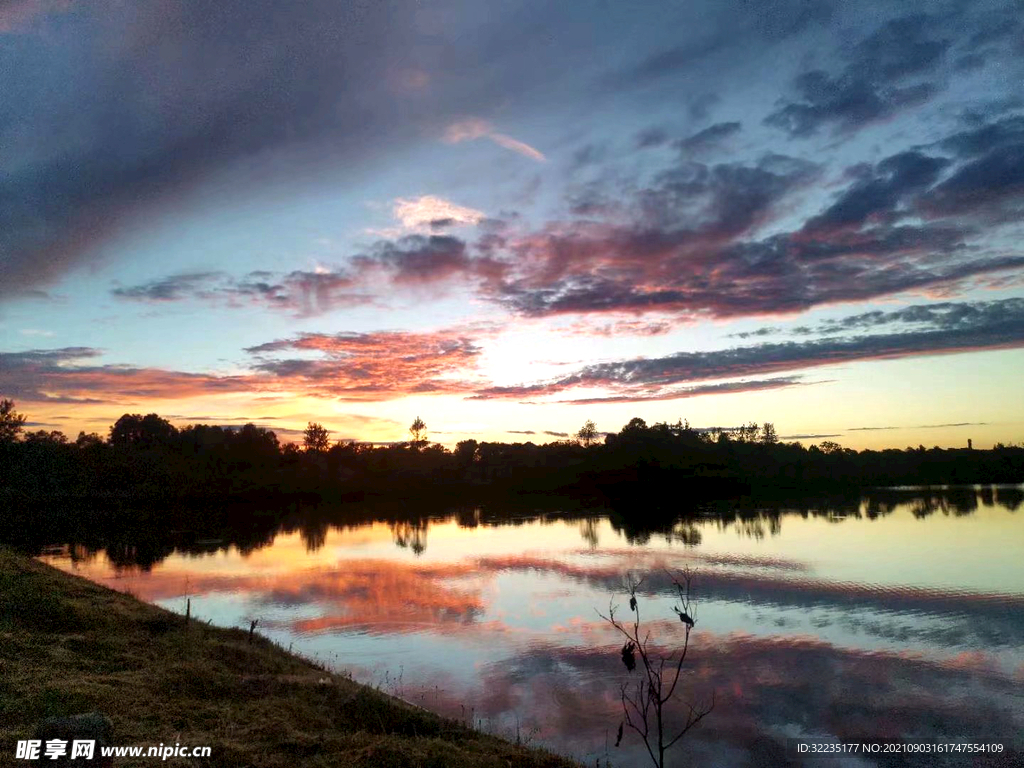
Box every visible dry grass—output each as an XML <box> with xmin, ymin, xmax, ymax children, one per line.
<box><xmin>0</xmin><ymin>548</ymin><xmax>578</xmax><ymax>768</ymax></box>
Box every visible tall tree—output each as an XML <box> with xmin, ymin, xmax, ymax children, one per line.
<box><xmin>109</xmin><ymin>413</ymin><xmax>177</xmax><ymax>448</ymax></box>
<box><xmin>409</xmin><ymin>416</ymin><xmax>427</xmax><ymax>445</ymax></box>
<box><xmin>303</xmin><ymin>422</ymin><xmax>330</xmax><ymax>452</ymax></box>
<box><xmin>0</xmin><ymin>399</ymin><xmax>26</xmax><ymax>443</ymax></box>
<box><xmin>454</xmin><ymin>439</ymin><xmax>478</xmax><ymax>467</ymax></box>
<box><xmin>576</xmin><ymin>419</ymin><xmax>598</xmax><ymax>447</ymax></box>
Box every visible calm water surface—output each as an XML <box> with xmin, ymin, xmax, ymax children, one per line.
<box><xmin>40</xmin><ymin>488</ymin><xmax>1024</xmax><ymax>767</ymax></box>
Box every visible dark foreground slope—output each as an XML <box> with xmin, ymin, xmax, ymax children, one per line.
<box><xmin>0</xmin><ymin>549</ymin><xmax>576</xmax><ymax>768</ymax></box>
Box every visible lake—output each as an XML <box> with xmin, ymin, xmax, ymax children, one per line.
<box><xmin>38</xmin><ymin>487</ymin><xmax>1024</xmax><ymax>767</ymax></box>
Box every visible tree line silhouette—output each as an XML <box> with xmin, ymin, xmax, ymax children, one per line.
<box><xmin>1</xmin><ymin>400</ymin><xmax>1022</xmax><ymax>508</ymax></box>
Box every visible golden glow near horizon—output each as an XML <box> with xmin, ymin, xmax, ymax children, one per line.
<box><xmin>3</xmin><ymin>1</ymin><xmax>1023</xmax><ymax>453</ymax></box>
<box><xmin>19</xmin><ymin>347</ymin><xmax>1023</xmax><ymax>451</ymax></box>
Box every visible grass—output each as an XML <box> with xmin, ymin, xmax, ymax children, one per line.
<box><xmin>0</xmin><ymin>548</ymin><xmax>578</xmax><ymax>767</ymax></box>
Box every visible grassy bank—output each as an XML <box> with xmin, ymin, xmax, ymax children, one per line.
<box><xmin>0</xmin><ymin>548</ymin><xmax>577</xmax><ymax>767</ymax></box>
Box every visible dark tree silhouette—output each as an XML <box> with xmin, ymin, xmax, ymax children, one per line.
<box><xmin>303</xmin><ymin>422</ymin><xmax>330</xmax><ymax>453</ymax></box>
<box><xmin>0</xmin><ymin>399</ymin><xmax>26</xmax><ymax>443</ymax></box>
<box><xmin>621</xmin><ymin>417</ymin><xmax>648</xmax><ymax>436</ymax></box>
<box><xmin>0</xmin><ymin>403</ymin><xmax>1021</xmax><ymax>510</ymax></box>
<box><xmin>409</xmin><ymin>416</ymin><xmax>427</xmax><ymax>445</ymax></box>
<box><xmin>454</xmin><ymin>439</ymin><xmax>478</xmax><ymax>467</ymax></box>
<box><xmin>576</xmin><ymin>419</ymin><xmax>598</xmax><ymax>447</ymax></box>
<box><xmin>736</xmin><ymin>422</ymin><xmax>759</xmax><ymax>443</ymax></box>
<box><xmin>109</xmin><ymin>413</ymin><xmax>177</xmax><ymax>448</ymax></box>
<box><xmin>599</xmin><ymin>570</ymin><xmax>714</xmax><ymax>768</ymax></box>
<box><xmin>23</xmin><ymin>430</ymin><xmax>68</xmax><ymax>444</ymax></box>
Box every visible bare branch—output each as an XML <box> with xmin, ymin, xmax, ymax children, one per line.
<box><xmin>601</xmin><ymin>567</ymin><xmax>714</xmax><ymax>768</ymax></box>
<box><xmin>665</xmin><ymin>691</ymin><xmax>716</xmax><ymax>750</ymax></box>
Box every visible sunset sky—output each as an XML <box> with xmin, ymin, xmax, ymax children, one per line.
<box><xmin>2</xmin><ymin>0</ymin><xmax>1023</xmax><ymax>448</ymax></box>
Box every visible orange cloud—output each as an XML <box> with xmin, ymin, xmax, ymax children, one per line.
<box><xmin>2</xmin><ymin>325</ymin><xmax>499</xmax><ymax>407</ymax></box>
<box><xmin>246</xmin><ymin>326</ymin><xmax>497</xmax><ymax>401</ymax></box>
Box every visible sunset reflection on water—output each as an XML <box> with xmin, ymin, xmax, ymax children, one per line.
<box><xmin>41</xmin><ymin>488</ymin><xmax>1024</xmax><ymax>766</ymax></box>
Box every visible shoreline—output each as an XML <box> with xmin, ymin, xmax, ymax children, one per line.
<box><xmin>0</xmin><ymin>548</ymin><xmax>578</xmax><ymax>767</ymax></box>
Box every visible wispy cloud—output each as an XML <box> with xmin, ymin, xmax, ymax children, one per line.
<box><xmin>849</xmin><ymin>422</ymin><xmax>988</xmax><ymax>432</ymax></box>
<box><xmin>676</xmin><ymin>121</ymin><xmax>742</xmax><ymax>154</ymax></box>
<box><xmin>110</xmin><ymin>268</ymin><xmax>373</xmax><ymax>317</ymax></box>
<box><xmin>442</xmin><ymin>118</ymin><xmax>546</xmax><ymax>162</ymax></box>
<box><xmin>469</xmin><ymin>298</ymin><xmax>1024</xmax><ymax>403</ymax></box>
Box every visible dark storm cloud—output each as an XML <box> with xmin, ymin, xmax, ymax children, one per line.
<box><xmin>640</xmin><ymin>152</ymin><xmax>819</xmax><ymax>234</ymax></box>
<box><xmin>764</xmin><ymin>71</ymin><xmax>939</xmax><ymax>137</ymax></box>
<box><xmin>488</xmin><ymin>216</ymin><xmax>1019</xmax><ymax>320</ymax></box>
<box><xmin>814</xmin><ymin>299</ymin><xmax>1024</xmax><ymax>333</ymax></box>
<box><xmin>352</xmin><ymin>235</ymin><xmax>471</xmax><ymax>284</ymax></box>
<box><xmin>481</xmin><ymin>107</ymin><xmax>1024</xmax><ymax>321</ymax></box>
<box><xmin>802</xmin><ymin>151</ymin><xmax>950</xmax><ymax>233</ymax></box>
<box><xmin>764</xmin><ymin>11</ymin><xmax>959</xmax><ymax>137</ymax></box>
<box><xmin>572</xmin><ymin>310</ymin><xmax>1024</xmax><ymax>386</ymax></box>
<box><xmin>920</xmin><ymin>141</ymin><xmax>1024</xmax><ymax>220</ymax></box>
<box><xmin>733</xmin><ymin>298</ymin><xmax>1024</xmax><ymax>339</ymax></box>
<box><xmin>470</xmin><ymin>298</ymin><xmax>1024</xmax><ymax>401</ymax></box>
